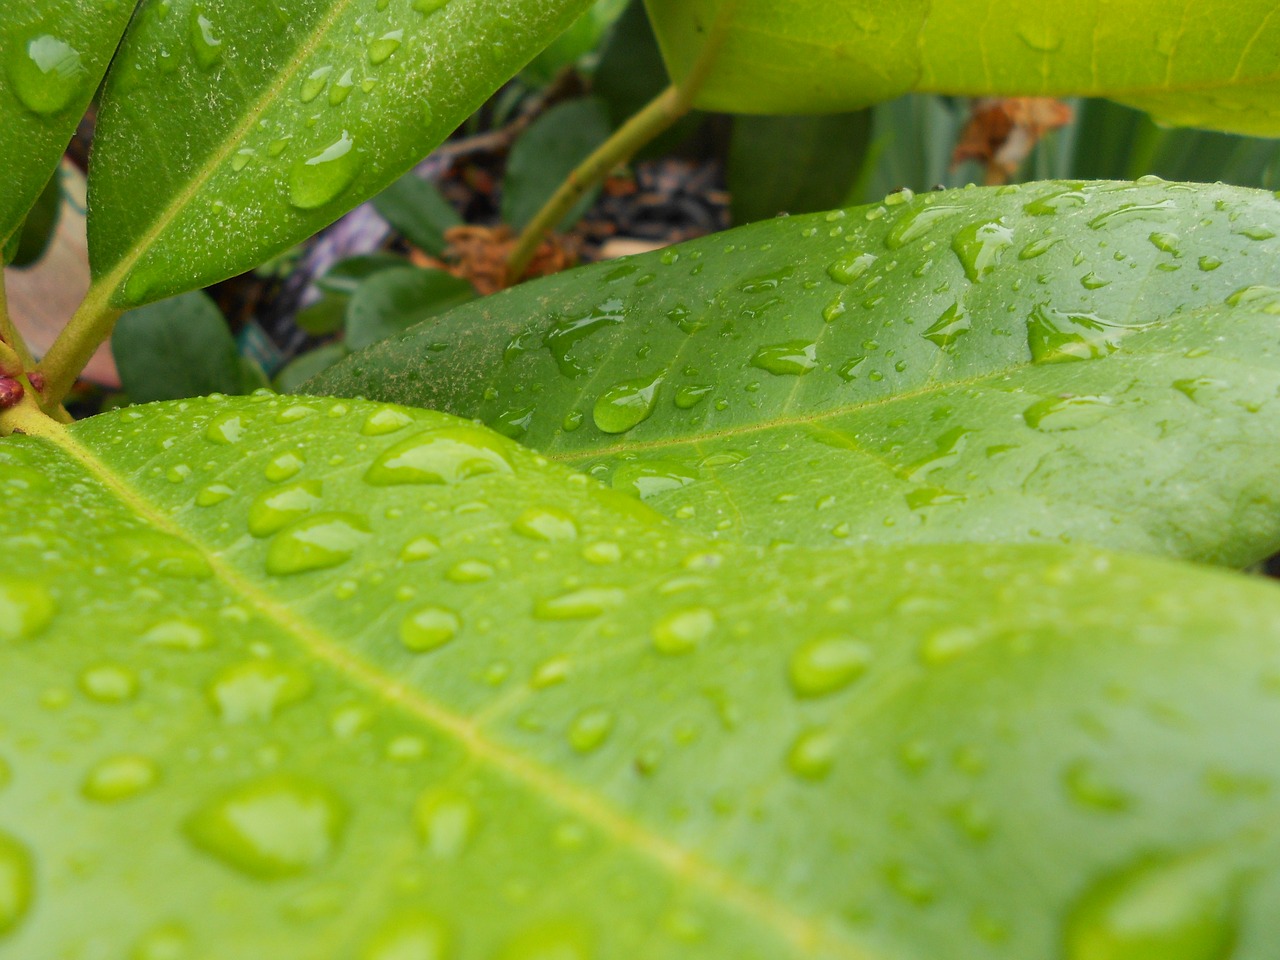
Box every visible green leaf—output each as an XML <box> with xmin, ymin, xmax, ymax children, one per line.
<box><xmin>3</xmin><ymin>393</ymin><xmax>1280</xmax><ymax>956</ymax></box>
<box><xmin>522</xmin><ymin>0</ymin><xmax>630</xmax><ymax>86</ymax></box>
<box><xmin>0</xmin><ymin>1</ymin><xmax>133</xmax><ymax>246</ymax></box>
<box><xmin>111</xmin><ymin>291</ymin><xmax>245</xmax><ymax>404</ymax></box>
<box><xmin>641</xmin><ymin>0</ymin><xmax>1280</xmax><ymax>136</ymax></box>
<box><xmin>501</xmin><ymin>98</ymin><xmax>613</xmax><ymax>232</ymax></box>
<box><xmin>6</xmin><ymin>166</ymin><xmax>62</xmax><ymax>269</ymax></box>
<box><xmin>305</xmin><ymin>180</ymin><xmax>1280</xmax><ymax>567</ymax></box>
<box><xmin>728</xmin><ymin>112</ymin><xmax>873</xmax><ymax>223</ymax></box>
<box><xmin>86</xmin><ymin>0</ymin><xmax>595</xmax><ymax>309</ymax></box>
<box><xmin>345</xmin><ymin>267</ymin><xmax>476</xmax><ymax>352</ymax></box>
<box><xmin>373</xmin><ymin>173</ymin><xmax>463</xmax><ymax>258</ymax></box>
<box><xmin>273</xmin><ymin>342</ymin><xmax>350</xmax><ymax>393</ymax></box>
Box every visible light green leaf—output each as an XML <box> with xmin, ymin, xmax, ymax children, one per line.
<box><xmin>642</xmin><ymin>0</ymin><xmax>1280</xmax><ymax>135</ymax></box>
<box><xmin>87</xmin><ymin>0</ymin><xmax>595</xmax><ymax>309</ymax></box>
<box><xmin>111</xmin><ymin>291</ymin><xmax>244</xmax><ymax>404</ymax></box>
<box><xmin>305</xmin><ymin>180</ymin><xmax>1280</xmax><ymax>566</ymax></box>
<box><xmin>2</xmin><ymin>393</ymin><xmax>1280</xmax><ymax>957</ymax></box>
<box><xmin>345</xmin><ymin>267</ymin><xmax>476</xmax><ymax>352</ymax></box>
<box><xmin>0</xmin><ymin>1</ymin><xmax>134</xmax><ymax>246</ymax></box>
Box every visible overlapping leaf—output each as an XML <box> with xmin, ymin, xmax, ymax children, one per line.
<box><xmin>1</xmin><ymin>394</ymin><xmax>1279</xmax><ymax>957</ymax></box>
<box><xmin>306</xmin><ymin>180</ymin><xmax>1280</xmax><ymax>565</ymax></box>
<box><xmin>0</xmin><ymin>0</ymin><xmax>134</xmax><ymax>247</ymax></box>
<box><xmin>641</xmin><ymin>0</ymin><xmax>1280</xmax><ymax>136</ymax></box>
<box><xmin>86</xmin><ymin>0</ymin><xmax>594</xmax><ymax>308</ymax></box>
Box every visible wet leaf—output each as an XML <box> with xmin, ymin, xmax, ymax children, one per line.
<box><xmin>307</xmin><ymin>180</ymin><xmax>1280</xmax><ymax>566</ymax></box>
<box><xmin>2</xmin><ymin>393</ymin><xmax>1279</xmax><ymax>956</ymax></box>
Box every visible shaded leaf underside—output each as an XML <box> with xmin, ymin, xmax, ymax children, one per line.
<box><xmin>1</xmin><ymin>394</ymin><xmax>1280</xmax><ymax>957</ymax></box>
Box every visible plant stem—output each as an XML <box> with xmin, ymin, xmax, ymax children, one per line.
<box><xmin>36</xmin><ymin>280</ymin><xmax>122</xmax><ymax>408</ymax></box>
<box><xmin>0</xmin><ymin>268</ymin><xmax>35</xmax><ymax>370</ymax></box>
<box><xmin>505</xmin><ymin>1</ymin><xmax>740</xmax><ymax>283</ymax></box>
<box><xmin>0</xmin><ymin>389</ymin><xmax>62</xmax><ymax>439</ymax></box>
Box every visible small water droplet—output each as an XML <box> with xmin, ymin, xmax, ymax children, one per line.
<box><xmin>300</xmin><ymin>65</ymin><xmax>332</xmax><ymax>103</ymax></box>
<box><xmin>751</xmin><ymin>340</ymin><xmax>818</xmax><ymax>376</ymax></box>
<box><xmin>401</xmin><ymin>536</ymin><xmax>441</xmax><ymax>562</ymax></box>
<box><xmin>329</xmin><ymin>68</ymin><xmax>355</xmax><ymax>106</ymax></box>
<box><xmin>107</xmin><ymin>532</ymin><xmax>211</xmax><ymax>579</ymax></box>
<box><xmin>265</xmin><ymin>451</ymin><xmax>305</xmax><ymax>482</ymax></box>
<box><xmin>0</xmin><ymin>830</ymin><xmax>34</xmax><ymax>936</ymax></box>
<box><xmin>1023</xmin><ymin>394</ymin><xmax>1115</xmax><ymax>432</ymax></box>
<box><xmin>787</xmin><ymin>728</ymin><xmax>836</xmax><ymax>781</ymax></box>
<box><xmin>952</xmin><ymin>220</ymin><xmax>1014</xmax><ymax>282</ymax></box>
<box><xmin>0</xmin><ymin>579</ymin><xmax>55</xmax><ymax>641</ymax></box>
<box><xmin>789</xmin><ymin>636</ymin><xmax>871</xmax><ymax>697</ymax></box>
<box><xmin>1024</xmin><ymin>187</ymin><xmax>1088</xmax><ymax>216</ymax></box>
<box><xmin>290</xmin><ymin>130</ymin><xmax>362</xmax><ymax>210</ymax></box>
<box><xmin>185</xmin><ymin>775</ymin><xmax>347</xmax><ymax>879</ymax></box>
<box><xmin>593</xmin><ymin>374</ymin><xmax>663</xmax><ymax>434</ymax></box>
<box><xmin>827</xmin><ymin>253</ymin><xmax>878</xmax><ymax>285</ymax></box>
<box><xmin>674</xmin><ymin>384</ymin><xmax>713</xmax><ymax>409</ymax></box>
<box><xmin>1088</xmin><ymin>199</ymin><xmax>1174</xmax><ymax>230</ymax></box>
<box><xmin>204</xmin><ymin>412</ymin><xmax>244</xmax><ymax>444</ymax></box>
<box><xmin>651</xmin><ymin>607</ymin><xmax>714</xmax><ymax>655</ymax></box>
<box><xmin>568</xmin><ymin>708</ymin><xmax>615</xmax><ymax>753</ymax></box>
<box><xmin>82</xmin><ymin>754</ymin><xmax>160</xmax><ymax>803</ymax></box>
<box><xmin>79</xmin><ymin>664</ymin><xmax>138</xmax><ymax>703</ymax></box>
<box><xmin>361</xmin><ymin>912</ymin><xmax>452</xmax><ymax>960</ymax></box>
<box><xmin>534</xmin><ymin>587</ymin><xmax>625</xmax><ymax>621</ymax></box>
<box><xmin>400</xmin><ymin>607</ymin><xmax>460</xmax><ymax>652</ymax></box>
<box><xmin>369</xmin><ymin>29</ymin><xmax>404</xmax><ymax>64</ymax></box>
<box><xmin>8</xmin><ymin>35</ymin><xmax>85</xmax><ymax>115</ymax></box>
<box><xmin>139</xmin><ymin>619</ymin><xmax>213</xmax><ymax>651</ymax></box>
<box><xmin>208</xmin><ymin>660</ymin><xmax>313</xmax><ymax>723</ymax></box>
<box><xmin>415</xmin><ymin>789</ymin><xmax>476</xmax><ymax>860</ymax></box>
<box><xmin>266</xmin><ymin>513</ymin><xmax>370</xmax><ymax>575</ymax></box>
<box><xmin>885</xmin><ymin>203</ymin><xmax>964</xmax><ymax>249</ymax></box>
<box><xmin>196</xmin><ymin>483</ymin><xmax>234</xmax><ymax>506</ymax></box>
<box><xmin>513</xmin><ymin>507</ymin><xmax>577</xmax><ymax>542</ymax></box>
<box><xmin>249</xmin><ymin>480</ymin><xmax>323</xmax><ymax>537</ymax></box>
<box><xmin>362</xmin><ymin>406</ymin><xmax>415</xmax><ymax>436</ymax></box>
<box><xmin>189</xmin><ymin>9</ymin><xmax>223</xmax><ymax>69</ymax></box>
<box><xmin>922</xmin><ymin>302</ymin><xmax>971</xmax><ymax>350</ymax></box>
<box><xmin>366</xmin><ymin>427</ymin><xmax>514</xmax><ymax>486</ymax></box>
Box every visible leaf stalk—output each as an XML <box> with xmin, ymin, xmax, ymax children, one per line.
<box><xmin>36</xmin><ymin>280</ymin><xmax>123</xmax><ymax>409</ymax></box>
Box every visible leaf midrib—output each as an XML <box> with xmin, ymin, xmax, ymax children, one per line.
<box><xmin>33</xmin><ymin>415</ymin><xmax>875</xmax><ymax>960</ymax></box>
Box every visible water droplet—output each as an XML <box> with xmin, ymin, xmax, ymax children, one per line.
<box><xmin>610</xmin><ymin>460</ymin><xmax>698</xmax><ymax>500</ymax></box>
<box><xmin>413</xmin><ymin>0</ymin><xmax>451</xmax><ymax>13</ymax></box>
<box><xmin>415</xmin><ymin>789</ymin><xmax>476</xmax><ymax>860</ymax></box>
<box><xmin>1024</xmin><ymin>187</ymin><xmax>1087</xmax><ymax>216</ymax></box>
<box><xmin>952</xmin><ymin>220</ymin><xmax>1014</xmax><ymax>282</ymax></box>
<box><xmin>544</xmin><ymin>299</ymin><xmax>625</xmax><ymax>377</ymax></box>
<box><xmin>1019</xmin><ymin>235</ymin><xmax>1063</xmax><ymax>259</ymax></box>
<box><xmin>497</xmin><ymin>922</ymin><xmax>592</xmax><ymax>960</ymax></box>
<box><xmin>919</xmin><ymin>627</ymin><xmax>982</xmax><ymax>665</ymax></box>
<box><xmin>513</xmin><ymin>507</ymin><xmax>577</xmax><ymax>542</ymax></box>
<box><xmin>1063</xmin><ymin>853</ymin><xmax>1242</xmax><ymax>960</ymax></box>
<box><xmin>366</xmin><ymin>427</ymin><xmax>515</xmax><ymax>486</ymax></box>
<box><xmin>1198</xmin><ymin>256</ymin><xmax>1223</xmax><ymax>272</ymax></box>
<box><xmin>208</xmin><ymin>660</ymin><xmax>313</xmax><ymax>723</ymax></box>
<box><xmin>445</xmin><ymin>560</ymin><xmax>494</xmax><ymax>583</ymax></box>
<box><xmin>1238</xmin><ymin>226</ymin><xmax>1276</xmax><ymax>241</ymax></box>
<box><xmin>290</xmin><ymin>131</ymin><xmax>362</xmax><ymax>210</ymax></box>
<box><xmin>204</xmin><ymin>412</ymin><xmax>244</xmax><ymax>444</ymax></box>
<box><xmin>131</xmin><ymin>921</ymin><xmax>194</xmax><ymax>960</ymax></box>
<box><xmin>196</xmin><ymin>482</ymin><xmax>234</xmax><ymax>506</ymax></box>
<box><xmin>534</xmin><ymin>588</ymin><xmax>625</xmax><ymax>621</ymax></box>
<box><xmin>266</xmin><ymin>513</ymin><xmax>370</xmax><ymax>575</ymax></box>
<box><xmin>1148</xmin><ymin>232</ymin><xmax>1181</xmax><ymax>257</ymax></box>
<box><xmin>593</xmin><ymin>374</ymin><xmax>663</xmax><ymax>434</ymax></box>
<box><xmin>1063</xmin><ymin>758</ymin><xmax>1132</xmax><ymax>812</ymax></box>
<box><xmin>362</xmin><ymin>406</ymin><xmax>414</xmax><ymax>436</ymax></box>
<box><xmin>106</xmin><ymin>532</ymin><xmax>211</xmax><ymax>579</ymax></box>
<box><xmin>1225</xmin><ymin>285</ymin><xmax>1280</xmax><ymax>310</ymax></box>
<box><xmin>8</xmin><ymin>35</ymin><xmax>85</xmax><ymax>115</ymax></box>
<box><xmin>249</xmin><ymin>480</ymin><xmax>323</xmax><ymax>537</ymax></box>
<box><xmin>368</xmin><ymin>29</ymin><xmax>403</xmax><ymax>64</ymax></box>
<box><xmin>827</xmin><ymin>253</ymin><xmax>878</xmax><ymax>284</ymax></box>
<box><xmin>265</xmin><ymin>451</ymin><xmax>305</xmax><ymax>482</ymax></box>
<box><xmin>139</xmin><ymin>619</ymin><xmax>213</xmax><ymax>651</ymax></box>
<box><xmin>1088</xmin><ymin>200</ymin><xmax>1174</xmax><ymax>230</ymax></box>
<box><xmin>0</xmin><ymin>830</ymin><xmax>34</xmax><ymax>936</ymax></box>
<box><xmin>922</xmin><ymin>302</ymin><xmax>971</xmax><ymax>349</ymax></box>
<box><xmin>751</xmin><ymin>341</ymin><xmax>818</xmax><ymax>376</ymax></box>
<box><xmin>789</xmin><ymin>636</ymin><xmax>871</xmax><ymax>698</ymax></box>
<box><xmin>400</xmin><ymin>535</ymin><xmax>441</xmax><ymax>562</ymax></box>
<box><xmin>361</xmin><ymin>912</ymin><xmax>452</xmax><ymax>960</ymax></box>
<box><xmin>787</xmin><ymin>728</ymin><xmax>836</xmax><ymax>781</ymax></box>
<box><xmin>674</xmin><ymin>384</ymin><xmax>713</xmax><ymax>410</ymax></box>
<box><xmin>328</xmin><ymin>68</ymin><xmax>355</xmax><ymax>106</ymax></box>
<box><xmin>885</xmin><ymin>203</ymin><xmax>964</xmax><ymax>249</ymax></box>
<box><xmin>82</xmin><ymin>755</ymin><xmax>160</xmax><ymax>803</ymax></box>
<box><xmin>1017</xmin><ymin>22</ymin><xmax>1063</xmax><ymax>51</ymax></box>
<box><xmin>1027</xmin><ymin>304</ymin><xmax>1137</xmax><ymax>364</ymax></box>
<box><xmin>79</xmin><ymin>664</ymin><xmax>138</xmax><ymax>703</ymax></box>
<box><xmin>651</xmin><ymin>608</ymin><xmax>714</xmax><ymax>655</ymax></box>
<box><xmin>400</xmin><ymin>607</ymin><xmax>460</xmax><ymax>653</ymax></box>
<box><xmin>568</xmin><ymin>708</ymin><xmax>615</xmax><ymax>754</ymax></box>
<box><xmin>300</xmin><ymin>65</ymin><xmax>332</xmax><ymax>103</ymax></box>
<box><xmin>189</xmin><ymin>9</ymin><xmax>223</xmax><ymax>69</ymax></box>
<box><xmin>1023</xmin><ymin>394</ymin><xmax>1115</xmax><ymax>432</ymax></box>
<box><xmin>185</xmin><ymin>775</ymin><xmax>347</xmax><ymax>879</ymax></box>
<box><xmin>0</xmin><ymin>579</ymin><xmax>55</xmax><ymax>641</ymax></box>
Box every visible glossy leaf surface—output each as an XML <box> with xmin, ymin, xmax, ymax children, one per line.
<box><xmin>87</xmin><ymin>0</ymin><xmax>594</xmax><ymax>308</ymax></box>
<box><xmin>307</xmin><ymin>180</ymin><xmax>1280</xmax><ymax>565</ymax></box>
<box><xmin>642</xmin><ymin>0</ymin><xmax>1280</xmax><ymax>135</ymax></box>
<box><xmin>2</xmin><ymin>393</ymin><xmax>1280</xmax><ymax>957</ymax></box>
<box><xmin>0</xmin><ymin>0</ymin><xmax>134</xmax><ymax>246</ymax></box>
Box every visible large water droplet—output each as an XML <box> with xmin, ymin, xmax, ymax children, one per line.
<box><xmin>415</xmin><ymin>789</ymin><xmax>476</xmax><ymax>860</ymax></box>
<box><xmin>610</xmin><ymin>460</ymin><xmax>698</xmax><ymax>500</ymax></box>
<box><xmin>400</xmin><ymin>607</ymin><xmax>460</xmax><ymax>653</ymax></box>
<box><xmin>1023</xmin><ymin>394</ymin><xmax>1115</xmax><ymax>432</ymax></box>
<box><xmin>593</xmin><ymin>374</ymin><xmax>663</xmax><ymax>434</ymax></box>
<box><xmin>544</xmin><ymin>300</ymin><xmax>625</xmax><ymax>377</ymax></box>
<box><xmin>0</xmin><ymin>830</ymin><xmax>33</xmax><ymax>936</ymax></box>
<box><xmin>1027</xmin><ymin>304</ymin><xmax>1136</xmax><ymax>364</ymax></box>
<box><xmin>8</xmin><ymin>35</ymin><xmax>85</xmax><ymax>115</ymax></box>
<box><xmin>205</xmin><ymin>412</ymin><xmax>244</xmax><ymax>444</ymax></box>
<box><xmin>789</xmin><ymin>636</ymin><xmax>872</xmax><ymax>698</ymax></box>
<box><xmin>249</xmin><ymin>480</ymin><xmax>323</xmax><ymax>537</ymax></box>
<box><xmin>952</xmin><ymin>220</ymin><xmax>1014</xmax><ymax>282</ymax></box>
<box><xmin>922</xmin><ymin>302</ymin><xmax>971</xmax><ymax>350</ymax></box>
<box><xmin>1023</xmin><ymin>186</ymin><xmax>1087</xmax><ymax>216</ymax></box>
<box><xmin>1063</xmin><ymin>853</ymin><xmax>1242</xmax><ymax>960</ymax></box>
<box><xmin>652</xmin><ymin>608</ymin><xmax>714</xmax><ymax>656</ymax></box>
<box><xmin>208</xmin><ymin>660</ymin><xmax>313</xmax><ymax>723</ymax></box>
<box><xmin>266</xmin><ymin>452</ymin><xmax>305</xmax><ymax>482</ymax></box>
<box><xmin>368</xmin><ymin>30</ymin><xmax>403</xmax><ymax>64</ymax></box>
<box><xmin>266</xmin><ymin>513</ymin><xmax>370</xmax><ymax>575</ymax></box>
<box><xmin>366</xmin><ymin>427</ymin><xmax>514</xmax><ymax>486</ymax></box>
<box><xmin>0</xmin><ymin>579</ymin><xmax>55</xmax><ymax>640</ymax></box>
<box><xmin>290</xmin><ymin>131</ymin><xmax>362</xmax><ymax>210</ymax></box>
<box><xmin>751</xmin><ymin>341</ymin><xmax>818</xmax><ymax>376</ymax></box>
<box><xmin>189</xmin><ymin>9</ymin><xmax>224</xmax><ymax>69</ymax></box>
<box><xmin>185</xmin><ymin>775</ymin><xmax>347</xmax><ymax>879</ymax></box>
<box><xmin>82</xmin><ymin>754</ymin><xmax>160</xmax><ymax>803</ymax></box>
<box><xmin>534</xmin><ymin>588</ymin><xmax>625</xmax><ymax>621</ymax></box>
<box><xmin>361</xmin><ymin>406</ymin><xmax>414</xmax><ymax>437</ymax></box>
<box><xmin>827</xmin><ymin>253</ymin><xmax>878</xmax><ymax>284</ymax></box>
<box><xmin>885</xmin><ymin>203</ymin><xmax>964</xmax><ymax>249</ymax></box>
<box><xmin>1089</xmin><ymin>200</ymin><xmax>1174</xmax><ymax>230</ymax></box>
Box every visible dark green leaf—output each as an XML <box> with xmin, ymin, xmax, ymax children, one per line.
<box><xmin>111</xmin><ymin>291</ymin><xmax>243</xmax><ymax>403</ymax></box>
<box><xmin>373</xmin><ymin>174</ymin><xmax>463</xmax><ymax>257</ymax></box>
<box><xmin>2</xmin><ymin>393</ymin><xmax>1279</xmax><ymax>957</ymax></box>
<box><xmin>345</xmin><ymin>267</ymin><xmax>475</xmax><ymax>352</ymax></box>
<box><xmin>87</xmin><ymin>0</ymin><xmax>595</xmax><ymax>308</ymax></box>
<box><xmin>0</xmin><ymin>1</ymin><xmax>133</xmax><ymax>245</ymax></box>
<box><xmin>7</xmin><ymin>166</ymin><xmax>62</xmax><ymax>269</ymax></box>
<box><xmin>502</xmin><ymin>98</ymin><xmax>613</xmax><ymax>232</ymax></box>
<box><xmin>306</xmin><ymin>180</ymin><xmax>1280</xmax><ymax>567</ymax></box>
<box><xmin>272</xmin><ymin>342</ymin><xmax>350</xmax><ymax>393</ymax></box>
<box><xmin>729</xmin><ymin>112</ymin><xmax>873</xmax><ymax>223</ymax></box>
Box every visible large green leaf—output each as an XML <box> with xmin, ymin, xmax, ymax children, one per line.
<box><xmin>86</xmin><ymin>0</ymin><xmax>594</xmax><ymax>308</ymax></box>
<box><xmin>641</xmin><ymin>0</ymin><xmax>1280</xmax><ymax>136</ymax></box>
<box><xmin>2</xmin><ymin>393</ymin><xmax>1280</xmax><ymax>957</ymax></box>
<box><xmin>0</xmin><ymin>0</ymin><xmax>134</xmax><ymax>247</ymax></box>
<box><xmin>305</xmin><ymin>180</ymin><xmax>1280</xmax><ymax>566</ymax></box>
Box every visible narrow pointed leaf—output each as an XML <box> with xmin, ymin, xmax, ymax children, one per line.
<box><xmin>305</xmin><ymin>180</ymin><xmax>1280</xmax><ymax>566</ymax></box>
<box><xmin>2</xmin><ymin>394</ymin><xmax>1280</xmax><ymax>957</ymax></box>
<box><xmin>641</xmin><ymin>0</ymin><xmax>1280</xmax><ymax>136</ymax></box>
<box><xmin>0</xmin><ymin>1</ymin><xmax>134</xmax><ymax>245</ymax></box>
<box><xmin>87</xmin><ymin>0</ymin><xmax>594</xmax><ymax>308</ymax></box>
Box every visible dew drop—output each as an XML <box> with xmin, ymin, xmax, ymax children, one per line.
<box><xmin>196</xmin><ymin>482</ymin><xmax>234</xmax><ymax>506</ymax></box>
<box><xmin>922</xmin><ymin>302</ymin><xmax>971</xmax><ymax>349</ymax></box>
<box><xmin>592</xmin><ymin>374</ymin><xmax>663</xmax><ymax>434</ymax></box>
<box><xmin>400</xmin><ymin>607</ymin><xmax>460</xmax><ymax>653</ymax></box>
<box><xmin>568</xmin><ymin>708</ymin><xmax>615</xmax><ymax>753</ymax></box>
<box><xmin>674</xmin><ymin>384</ymin><xmax>713</xmax><ymax>409</ymax></box>
<box><xmin>0</xmin><ymin>580</ymin><xmax>55</xmax><ymax>641</ymax></box>
<box><xmin>415</xmin><ymin>789</ymin><xmax>476</xmax><ymax>860</ymax></box>
<box><xmin>8</xmin><ymin>35</ymin><xmax>85</xmax><ymax>115</ymax></box>
<box><xmin>329</xmin><ymin>68</ymin><xmax>355</xmax><ymax>106</ymax></box>
<box><xmin>0</xmin><ymin>830</ymin><xmax>34</xmax><ymax>936</ymax></box>
<box><xmin>445</xmin><ymin>560</ymin><xmax>494</xmax><ymax>583</ymax></box>
<box><xmin>300</xmin><ymin>65</ymin><xmax>332</xmax><ymax>103</ymax></box>
<box><xmin>289</xmin><ymin>131</ymin><xmax>363</xmax><ymax>210</ymax></box>
<box><xmin>265</xmin><ymin>451</ymin><xmax>305</xmax><ymax>482</ymax></box>
<box><xmin>249</xmin><ymin>480</ymin><xmax>324</xmax><ymax>537</ymax></box>
<box><xmin>750</xmin><ymin>340</ymin><xmax>818</xmax><ymax>376</ymax></box>
<box><xmin>82</xmin><ymin>754</ymin><xmax>160</xmax><ymax>803</ymax></box>
<box><xmin>1027</xmin><ymin>303</ymin><xmax>1136</xmax><ymax>364</ymax></box>
<box><xmin>400</xmin><ymin>535</ymin><xmax>441</xmax><ymax>562</ymax></box>
<box><xmin>1088</xmin><ymin>200</ymin><xmax>1174</xmax><ymax>230</ymax></box>
<box><xmin>534</xmin><ymin>588</ymin><xmax>625</xmax><ymax>621</ymax></box>
<box><xmin>266</xmin><ymin>513</ymin><xmax>370</xmax><ymax>575</ymax></box>
<box><xmin>789</xmin><ymin>636</ymin><xmax>871</xmax><ymax>698</ymax></box>
<box><xmin>361</xmin><ymin>912</ymin><xmax>452</xmax><ymax>960</ymax></box>
<box><xmin>361</xmin><ymin>406</ymin><xmax>414</xmax><ymax>436</ymax></box>
<box><xmin>1023</xmin><ymin>394</ymin><xmax>1115</xmax><ymax>432</ymax></box>
<box><xmin>827</xmin><ymin>253</ymin><xmax>878</xmax><ymax>284</ymax></box>
<box><xmin>413</xmin><ymin>0</ymin><xmax>450</xmax><ymax>12</ymax></box>
<box><xmin>365</xmin><ymin>427</ymin><xmax>514</xmax><ymax>486</ymax></box>
<box><xmin>952</xmin><ymin>220</ymin><xmax>1014</xmax><ymax>282</ymax></box>
<box><xmin>208</xmin><ymin>660</ymin><xmax>313</xmax><ymax>723</ymax></box>
<box><xmin>106</xmin><ymin>532</ymin><xmax>211</xmax><ymax>579</ymax></box>
<box><xmin>185</xmin><ymin>775</ymin><xmax>347</xmax><ymax>879</ymax></box>
<box><xmin>189</xmin><ymin>9</ymin><xmax>223</xmax><ymax>69</ymax></box>
<box><xmin>787</xmin><ymin>728</ymin><xmax>836</xmax><ymax>781</ymax></box>
<box><xmin>204</xmin><ymin>412</ymin><xmax>244</xmax><ymax>444</ymax></box>
<box><xmin>139</xmin><ymin>619</ymin><xmax>213</xmax><ymax>651</ymax></box>
<box><xmin>79</xmin><ymin>664</ymin><xmax>138</xmax><ymax>703</ymax></box>
<box><xmin>652</xmin><ymin>608</ymin><xmax>714</xmax><ymax>656</ymax></box>
<box><xmin>368</xmin><ymin>30</ymin><xmax>403</xmax><ymax>64</ymax></box>
<box><xmin>513</xmin><ymin>506</ymin><xmax>578</xmax><ymax>542</ymax></box>
<box><xmin>885</xmin><ymin>203</ymin><xmax>964</xmax><ymax>249</ymax></box>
